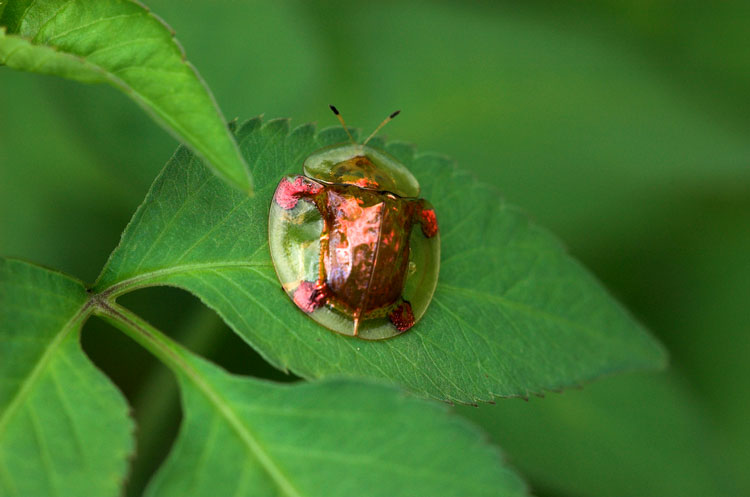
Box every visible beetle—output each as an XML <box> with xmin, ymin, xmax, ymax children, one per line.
<box><xmin>268</xmin><ymin>106</ymin><xmax>440</xmax><ymax>340</ymax></box>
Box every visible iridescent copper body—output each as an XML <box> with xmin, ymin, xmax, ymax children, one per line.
<box><xmin>274</xmin><ymin>145</ymin><xmax>438</xmax><ymax>335</ymax></box>
<box><xmin>268</xmin><ymin>119</ymin><xmax>440</xmax><ymax>340</ymax></box>
<box><xmin>273</xmin><ymin>161</ymin><xmax>437</xmax><ymax>335</ymax></box>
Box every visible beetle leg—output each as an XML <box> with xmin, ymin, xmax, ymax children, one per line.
<box><xmin>292</xmin><ymin>280</ymin><xmax>329</xmax><ymax>313</ymax></box>
<box><xmin>273</xmin><ymin>175</ymin><xmax>324</xmax><ymax>210</ymax></box>
<box><xmin>388</xmin><ymin>300</ymin><xmax>415</xmax><ymax>332</ymax></box>
<box><xmin>411</xmin><ymin>200</ymin><xmax>439</xmax><ymax>238</ymax></box>
<box><xmin>352</xmin><ymin>311</ymin><xmax>362</xmax><ymax>337</ymax></box>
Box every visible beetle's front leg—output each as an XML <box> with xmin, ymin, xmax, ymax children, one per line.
<box><xmin>410</xmin><ymin>199</ymin><xmax>438</xmax><ymax>238</ymax></box>
<box><xmin>273</xmin><ymin>175</ymin><xmax>324</xmax><ymax>210</ymax></box>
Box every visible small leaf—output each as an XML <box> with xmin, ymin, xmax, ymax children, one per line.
<box><xmin>0</xmin><ymin>0</ymin><xmax>251</xmax><ymax>192</ymax></box>
<box><xmin>0</xmin><ymin>258</ymin><xmax>133</xmax><ymax>497</ymax></box>
<box><xmin>95</xmin><ymin>117</ymin><xmax>666</xmax><ymax>402</ymax></box>
<box><xmin>98</xmin><ymin>305</ymin><xmax>526</xmax><ymax>497</ymax></box>
<box><xmin>458</xmin><ymin>371</ymin><xmax>732</xmax><ymax>497</ymax></box>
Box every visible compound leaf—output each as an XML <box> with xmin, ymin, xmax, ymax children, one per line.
<box><xmin>95</xmin><ymin>117</ymin><xmax>666</xmax><ymax>402</ymax></box>
<box><xmin>0</xmin><ymin>258</ymin><xmax>133</xmax><ymax>497</ymax></box>
<box><xmin>0</xmin><ymin>0</ymin><xmax>251</xmax><ymax>192</ymax></box>
<box><xmin>99</xmin><ymin>305</ymin><xmax>526</xmax><ymax>497</ymax></box>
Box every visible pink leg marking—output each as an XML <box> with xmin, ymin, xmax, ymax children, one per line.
<box><xmin>274</xmin><ymin>176</ymin><xmax>323</xmax><ymax>210</ymax></box>
<box><xmin>293</xmin><ymin>281</ymin><xmax>329</xmax><ymax>313</ymax></box>
<box><xmin>418</xmin><ymin>207</ymin><xmax>438</xmax><ymax>238</ymax></box>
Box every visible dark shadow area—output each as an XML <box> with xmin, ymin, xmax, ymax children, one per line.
<box><xmin>81</xmin><ymin>285</ymin><xmax>299</xmax><ymax>495</ymax></box>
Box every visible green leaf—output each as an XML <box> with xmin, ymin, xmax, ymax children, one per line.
<box><xmin>0</xmin><ymin>258</ymin><xmax>133</xmax><ymax>497</ymax></box>
<box><xmin>458</xmin><ymin>371</ymin><xmax>732</xmax><ymax>497</ymax></box>
<box><xmin>94</xmin><ymin>117</ymin><xmax>666</xmax><ymax>402</ymax></box>
<box><xmin>99</xmin><ymin>303</ymin><xmax>527</xmax><ymax>497</ymax></box>
<box><xmin>0</xmin><ymin>0</ymin><xmax>251</xmax><ymax>192</ymax></box>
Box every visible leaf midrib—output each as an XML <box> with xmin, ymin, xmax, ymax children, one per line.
<box><xmin>101</xmin><ymin>261</ymin><xmax>273</xmax><ymax>298</ymax></box>
<box><xmin>176</xmin><ymin>362</ymin><xmax>303</xmax><ymax>497</ymax></box>
<box><xmin>0</xmin><ymin>302</ymin><xmax>92</xmax><ymax>438</ymax></box>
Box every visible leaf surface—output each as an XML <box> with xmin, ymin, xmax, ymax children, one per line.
<box><xmin>0</xmin><ymin>258</ymin><xmax>133</xmax><ymax>496</ymax></box>
<box><xmin>0</xmin><ymin>0</ymin><xmax>251</xmax><ymax>192</ymax></box>
<box><xmin>95</xmin><ymin>117</ymin><xmax>666</xmax><ymax>402</ymax></box>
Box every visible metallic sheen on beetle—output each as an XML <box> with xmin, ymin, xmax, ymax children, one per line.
<box><xmin>268</xmin><ymin>109</ymin><xmax>440</xmax><ymax>340</ymax></box>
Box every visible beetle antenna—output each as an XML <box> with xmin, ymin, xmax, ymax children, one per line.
<box><xmin>363</xmin><ymin>110</ymin><xmax>400</xmax><ymax>145</ymax></box>
<box><xmin>329</xmin><ymin>105</ymin><xmax>356</xmax><ymax>144</ymax></box>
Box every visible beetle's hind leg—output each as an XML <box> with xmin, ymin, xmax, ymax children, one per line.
<box><xmin>292</xmin><ymin>280</ymin><xmax>330</xmax><ymax>314</ymax></box>
<box><xmin>388</xmin><ymin>299</ymin><xmax>415</xmax><ymax>332</ymax></box>
<box><xmin>273</xmin><ymin>175</ymin><xmax>323</xmax><ymax>210</ymax></box>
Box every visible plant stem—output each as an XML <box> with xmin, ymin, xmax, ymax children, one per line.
<box><xmin>123</xmin><ymin>306</ymin><xmax>223</xmax><ymax>496</ymax></box>
<box><xmin>93</xmin><ymin>300</ymin><xmax>192</xmax><ymax>378</ymax></box>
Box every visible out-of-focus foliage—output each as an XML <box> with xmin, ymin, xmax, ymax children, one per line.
<box><xmin>1</xmin><ymin>1</ymin><xmax>747</xmax><ymax>495</ymax></box>
<box><xmin>460</xmin><ymin>371</ymin><xmax>734</xmax><ymax>497</ymax></box>
<box><xmin>0</xmin><ymin>0</ymin><xmax>252</xmax><ymax>192</ymax></box>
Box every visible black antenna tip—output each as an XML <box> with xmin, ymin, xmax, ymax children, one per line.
<box><xmin>329</xmin><ymin>105</ymin><xmax>340</xmax><ymax>115</ymax></box>
<box><xmin>390</xmin><ymin>110</ymin><xmax>401</xmax><ymax>119</ymax></box>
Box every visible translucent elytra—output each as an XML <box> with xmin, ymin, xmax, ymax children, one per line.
<box><xmin>268</xmin><ymin>144</ymin><xmax>440</xmax><ymax>340</ymax></box>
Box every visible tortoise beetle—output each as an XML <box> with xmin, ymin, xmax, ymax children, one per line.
<box><xmin>268</xmin><ymin>107</ymin><xmax>440</xmax><ymax>340</ymax></box>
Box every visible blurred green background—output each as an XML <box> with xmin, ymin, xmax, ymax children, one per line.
<box><xmin>1</xmin><ymin>1</ymin><xmax>748</xmax><ymax>495</ymax></box>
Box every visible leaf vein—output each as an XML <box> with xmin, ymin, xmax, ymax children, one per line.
<box><xmin>43</xmin><ymin>13</ymin><xmax>143</xmax><ymax>44</ymax></box>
